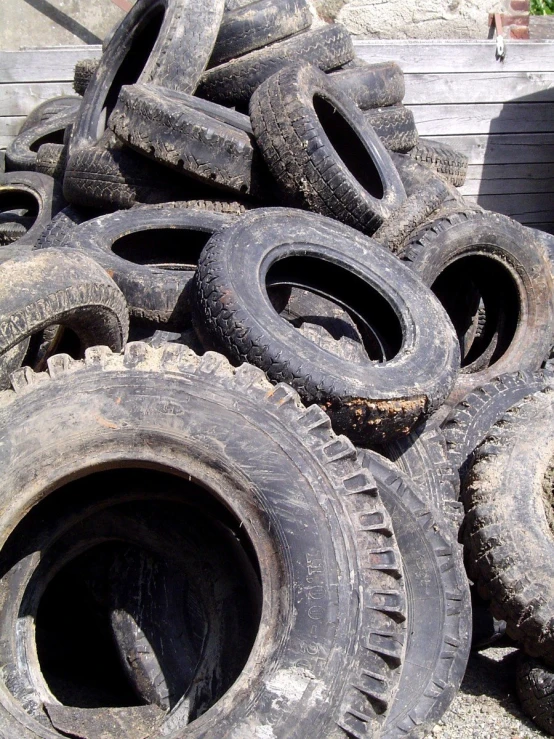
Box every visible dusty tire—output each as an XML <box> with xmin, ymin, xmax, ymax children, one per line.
<box><xmin>19</xmin><ymin>97</ymin><xmax>81</xmax><ymax>135</ymax></box>
<box><xmin>57</xmin><ymin>204</ymin><xmax>235</xmax><ymax>327</ymax></box>
<box><xmin>365</xmin><ymin>105</ymin><xmax>418</xmax><ymax>154</ymax></box>
<box><xmin>0</xmin><ymin>343</ymin><xmax>406</xmax><ymax>738</ymax></box>
<box><xmin>73</xmin><ymin>57</ymin><xmax>100</xmax><ymax>96</ymax></box>
<box><xmin>109</xmin><ymin>83</ymin><xmax>272</xmax><ymax>200</ymax></box>
<box><xmin>198</xmin><ymin>24</ymin><xmax>354</xmax><ymax>107</ymax></box>
<box><xmin>402</xmin><ymin>210</ymin><xmax>554</xmax><ymax>403</ymax></box>
<box><xmin>359</xmin><ymin>450</ymin><xmax>472</xmax><ymax>739</ymax></box>
<box><xmin>329</xmin><ymin>59</ymin><xmax>405</xmax><ymax>110</ymax></box>
<box><xmin>517</xmin><ymin>653</ymin><xmax>554</xmax><ymax>735</ymax></box>
<box><xmin>463</xmin><ymin>389</ymin><xmax>554</xmax><ymax>665</ymax></box>
<box><xmin>35</xmin><ymin>143</ymin><xmax>68</xmax><ymax>180</ymax></box>
<box><xmin>192</xmin><ymin>208</ymin><xmax>460</xmax><ymax>444</ymax></box>
<box><xmin>0</xmin><ymin>248</ymin><xmax>129</xmax><ymax>387</ymax></box>
<box><xmin>210</xmin><ymin>0</ymin><xmax>312</xmax><ymax>67</ymax></box>
<box><xmin>250</xmin><ymin>63</ymin><xmax>406</xmax><ymax>235</ymax></box>
<box><xmin>6</xmin><ymin>108</ymin><xmax>75</xmax><ymax>173</ymax></box>
<box><xmin>406</xmin><ymin>138</ymin><xmax>468</xmax><ymax>187</ymax></box>
<box><xmin>34</xmin><ymin>204</ymin><xmax>100</xmax><ymax>250</ymax></box>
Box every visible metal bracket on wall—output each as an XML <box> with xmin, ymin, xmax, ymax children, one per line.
<box><xmin>489</xmin><ymin>12</ymin><xmax>506</xmax><ymax>60</ymax></box>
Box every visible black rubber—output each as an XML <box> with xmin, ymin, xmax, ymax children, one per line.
<box><xmin>6</xmin><ymin>107</ymin><xmax>75</xmax><ymax>173</ymax></box>
<box><xmin>0</xmin><ymin>343</ymin><xmax>406</xmax><ymax>738</ymax></box>
<box><xmin>463</xmin><ymin>388</ymin><xmax>554</xmax><ymax>665</ymax></box>
<box><xmin>0</xmin><ymin>248</ymin><xmax>129</xmax><ymax>388</ymax></box>
<box><xmin>329</xmin><ymin>58</ymin><xmax>405</xmax><ymax>110</ymax></box>
<box><xmin>35</xmin><ymin>142</ymin><xmax>68</xmax><ymax>180</ymax></box>
<box><xmin>192</xmin><ymin>208</ymin><xmax>460</xmax><ymax>444</ymax></box>
<box><xmin>365</xmin><ymin>105</ymin><xmax>418</xmax><ymax>154</ymax></box>
<box><xmin>198</xmin><ymin>24</ymin><xmax>354</xmax><ymax>107</ymax></box>
<box><xmin>73</xmin><ymin>57</ymin><xmax>100</xmax><ymax>96</ymax></box>
<box><xmin>109</xmin><ymin>83</ymin><xmax>273</xmax><ymax>200</ymax></box>
<box><xmin>250</xmin><ymin>63</ymin><xmax>407</xmax><ymax>235</ymax></box>
<box><xmin>67</xmin><ymin>0</ymin><xmax>225</xmax><ymax>157</ymax></box>
<box><xmin>359</xmin><ymin>450</ymin><xmax>471</xmax><ymax>739</ymax></box>
<box><xmin>19</xmin><ymin>97</ymin><xmax>81</xmax><ymax>135</ymax></box>
<box><xmin>210</xmin><ymin>0</ymin><xmax>312</xmax><ymax>68</ymax></box>
<box><xmin>443</xmin><ymin>369</ymin><xmax>554</xmax><ymax>484</ymax></box>
<box><xmin>58</xmin><ymin>204</ymin><xmax>235</xmax><ymax>327</ymax></box>
<box><xmin>406</xmin><ymin>138</ymin><xmax>468</xmax><ymax>187</ymax></box>
<box><xmin>517</xmin><ymin>653</ymin><xmax>554</xmax><ymax>735</ymax></box>
<box><xmin>35</xmin><ymin>204</ymin><xmax>100</xmax><ymax>250</ymax></box>
<box><xmin>402</xmin><ymin>210</ymin><xmax>554</xmax><ymax>403</ymax></box>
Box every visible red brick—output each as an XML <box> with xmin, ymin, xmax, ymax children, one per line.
<box><xmin>510</xmin><ymin>25</ymin><xmax>530</xmax><ymax>38</ymax></box>
<box><xmin>511</xmin><ymin>0</ymin><xmax>529</xmax><ymax>10</ymax></box>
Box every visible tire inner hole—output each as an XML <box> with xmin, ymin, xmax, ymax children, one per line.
<box><xmin>266</xmin><ymin>255</ymin><xmax>402</xmax><ymax>362</ymax></box>
<box><xmin>30</xmin><ymin>128</ymin><xmax>66</xmax><ymax>153</ymax></box>
<box><xmin>313</xmin><ymin>94</ymin><xmax>385</xmax><ymax>200</ymax></box>
<box><xmin>0</xmin><ymin>190</ymin><xmax>40</xmax><ymax>227</ymax></box>
<box><xmin>111</xmin><ymin>227</ymin><xmax>213</xmax><ymax>269</ymax></box>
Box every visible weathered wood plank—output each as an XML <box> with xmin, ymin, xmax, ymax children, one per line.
<box><xmin>429</xmin><ymin>134</ymin><xmax>554</xmax><ymax>164</ymax></box>
<box><xmin>404</xmin><ymin>72</ymin><xmax>554</xmax><ymax>105</ymax></box>
<box><xmin>465</xmin><ymin>163</ymin><xmax>554</xmax><ymax>181</ymax></box>
<box><xmin>460</xmin><ymin>177</ymin><xmax>554</xmax><ymax>197</ymax></box>
<box><xmin>0</xmin><ymin>46</ymin><xmax>101</xmax><ymax>84</ymax></box>
<box><xmin>411</xmin><ymin>103</ymin><xmax>554</xmax><ymax>136</ymax></box>
<box><xmin>464</xmin><ymin>192</ymin><xmax>554</xmax><ymax>222</ymax></box>
<box><xmin>0</xmin><ymin>116</ymin><xmax>26</xmax><ymax>148</ymax></box>
<box><xmin>0</xmin><ymin>82</ymin><xmax>76</xmax><ymax>117</ymax></box>
<box><xmin>354</xmin><ymin>39</ymin><xmax>554</xmax><ymax>73</ymax></box>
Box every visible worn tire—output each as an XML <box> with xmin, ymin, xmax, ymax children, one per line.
<box><xmin>329</xmin><ymin>58</ymin><xmax>405</xmax><ymax>110</ymax></box>
<box><xmin>359</xmin><ymin>450</ymin><xmax>471</xmax><ymax>739</ymax></box>
<box><xmin>109</xmin><ymin>83</ymin><xmax>272</xmax><ymax>199</ymax></box>
<box><xmin>250</xmin><ymin>63</ymin><xmax>406</xmax><ymax>235</ymax></box>
<box><xmin>19</xmin><ymin>97</ymin><xmax>81</xmax><ymax>135</ymax></box>
<box><xmin>210</xmin><ymin>0</ymin><xmax>312</xmax><ymax>68</ymax></box>
<box><xmin>34</xmin><ymin>204</ymin><xmax>100</xmax><ymax>250</ymax></box>
<box><xmin>0</xmin><ymin>343</ymin><xmax>406</xmax><ymax>738</ymax></box>
<box><xmin>463</xmin><ymin>388</ymin><xmax>554</xmax><ymax>665</ymax></box>
<box><xmin>198</xmin><ymin>24</ymin><xmax>354</xmax><ymax>107</ymax></box>
<box><xmin>406</xmin><ymin>138</ymin><xmax>468</xmax><ymax>187</ymax></box>
<box><xmin>365</xmin><ymin>105</ymin><xmax>418</xmax><ymax>154</ymax></box>
<box><xmin>73</xmin><ymin>57</ymin><xmax>100</xmax><ymax>96</ymax></box>
<box><xmin>35</xmin><ymin>143</ymin><xmax>68</xmax><ymax>180</ymax></box>
<box><xmin>0</xmin><ymin>248</ymin><xmax>128</xmax><ymax>388</ymax></box>
<box><xmin>6</xmin><ymin>108</ymin><xmax>75</xmax><ymax>173</ymax></box>
<box><xmin>402</xmin><ymin>210</ymin><xmax>554</xmax><ymax>402</ymax></box>
<box><xmin>517</xmin><ymin>653</ymin><xmax>554</xmax><ymax>735</ymax></box>
<box><xmin>192</xmin><ymin>208</ymin><xmax>460</xmax><ymax>444</ymax></box>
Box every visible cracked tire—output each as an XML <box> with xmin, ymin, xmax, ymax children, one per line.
<box><xmin>250</xmin><ymin>63</ymin><xmax>406</xmax><ymax>235</ymax></box>
<box><xmin>516</xmin><ymin>653</ymin><xmax>554</xmax><ymax>735</ymax></box>
<box><xmin>0</xmin><ymin>342</ymin><xmax>406</xmax><ymax>738</ymax></box>
<box><xmin>192</xmin><ymin>208</ymin><xmax>460</xmax><ymax>444</ymax></box>
<box><xmin>328</xmin><ymin>59</ymin><xmax>405</xmax><ymax>110</ymax></box>
<box><xmin>463</xmin><ymin>388</ymin><xmax>554</xmax><ymax>665</ymax></box>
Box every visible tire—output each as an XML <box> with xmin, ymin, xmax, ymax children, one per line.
<box><xmin>442</xmin><ymin>369</ymin><xmax>554</xmax><ymax>484</ymax></box>
<box><xmin>463</xmin><ymin>388</ymin><xmax>554</xmax><ymax>665</ymax></box>
<box><xmin>197</xmin><ymin>24</ymin><xmax>354</xmax><ymax>107</ymax></box>
<box><xmin>402</xmin><ymin>210</ymin><xmax>554</xmax><ymax>403</ymax></box>
<box><xmin>0</xmin><ymin>343</ymin><xmax>406</xmax><ymax>738</ymax></box>
<box><xmin>328</xmin><ymin>59</ymin><xmax>405</xmax><ymax>110</ymax></box>
<box><xmin>35</xmin><ymin>143</ymin><xmax>68</xmax><ymax>180</ymax></box>
<box><xmin>517</xmin><ymin>653</ymin><xmax>554</xmax><ymax>735</ymax></box>
<box><xmin>0</xmin><ymin>248</ymin><xmax>129</xmax><ymax>388</ymax></box>
<box><xmin>250</xmin><ymin>63</ymin><xmax>407</xmax><ymax>235</ymax></box>
<box><xmin>359</xmin><ymin>450</ymin><xmax>472</xmax><ymax>739</ymax></box>
<box><xmin>0</xmin><ymin>171</ymin><xmax>65</xmax><ymax>258</ymax></box>
<box><xmin>406</xmin><ymin>138</ymin><xmax>468</xmax><ymax>187</ymax></box>
<box><xmin>58</xmin><ymin>204</ymin><xmax>235</xmax><ymax>327</ymax></box>
<box><xmin>373</xmin><ymin>177</ymin><xmax>451</xmax><ymax>255</ymax></box>
<box><xmin>192</xmin><ymin>208</ymin><xmax>460</xmax><ymax>444</ymax></box>
<box><xmin>19</xmin><ymin>97</ymin><xmax>81</xmax><ymax>135</ymax></box>
<box><xmin>210</xmin><ymin>0</ymin><xmax>312</xmax><ymax>68</ymax></box>
<box><xmin>0</xmin><ymin>222</ymin><xmax>28</xmax><ymax>246</ymax></box>
<box><xmin>34</xmin><ymin>204</ymin><xmax>100</xmax><ymax>250</ymax></box>
<box><xmin>109</xmin><ymin>83</ymin><xmax>273</xmax><ymax>200</ymax></box>
<box><xmin>67</xmin><ymin>0</ymin><xmax>225</xmax><ymax>157</ymax></box>
<box><xmin>73</xmin><ymin>58</ymin><xmax>100</xmax><ymax>96</ymax></box>
<box><xmin>6</xmin><ymin>108</ymin><xmax>75</xmax><ymax>173</ymax></box>
<box><xmin>365</xmin><ymin>105</ymin><xmax>418</xmax><ymax>154</ymax></box>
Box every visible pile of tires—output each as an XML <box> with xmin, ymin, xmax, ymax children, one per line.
<box><xmin>0</xmin><ymin>0</ymin><xmax>553</xmax><ymax>736</ymax></box>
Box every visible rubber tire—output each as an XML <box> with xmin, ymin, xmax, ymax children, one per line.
<box><xmin>73</xmin><ymin>57</ymin><xmax>100</xmax><ymax>96</ymax></box>
<box><xmin>34</xmin><ymin>204</ymin><xmax>100</xmax><ymax>250</ymax></box>
<box><xmin>19</xmin><ymin>97</ymin><xmax>81</xmax><ymax>135</ymax></box>
<box><xmin>517</xmin><ymin>653</ymin><xmax>554</xmax><ymax>735</ymax></box>
<box><xmin>359</xmin><ymin>450</ymin><xmax>472</xmax><ymax>739</ymax></box>
<box><xmin>197</xmin><ymin>24</ymin><xmax>354</xmax><ymax>107</ymax></box>
<box><xmin>0</xmin><ymin>343</ymin><xmax>406</xmax><ymax>739</ymax></box>
<box><xmin>109</xmin><ymin>83</ymin><xmax>273</xmax><ymax>200</ymax></box>
<box><xmin>67</xmin><ymin>0</ymin><xmax>225</xmax><ymax>157</ymax></box>
<box><xmin>6</xmin><ymin>109</ymin><xmax>75</xmax><ymax>173</ymax></box>
<box><xmin>249</xmin><ymin>63</ymin><xmax>407</xmax><ymax>235</ymax></box>
<box><xmin>192</xmin><ymin>208</ymin><xmax>460</xmax><ymax>444</ymax></box>
<box><xmin>442</xmin><ymin>369</ymin><xmax>554</xmax><ymax>484</ymax></box>
<box><xmin>328</xmin><ymin>59</ymin><xmax>405</xmax><ymax>110</ymax></box>
<box><xmin>402</xmin><ymin>210</ymin><xmax>554</xmax><ymax>403</ymax></box>
<box><xmin>57</xmin><ymin>204</ymin><xmax>235</xmax><ymax>327</ymax></box>
<box><xmin>210</xmin><ymin>0</ymin><xmax>312</xmax><ymax>68</ymax></box>
<box><xmin>406</xmin><ymin>138</ymin><xmax>468</xmax><ymax>188</ymax></box>
<box><xmin>0</xmin><ymin>248</ymin><xmax>129</xmax><ymax>388</ymax></box>
<box><xmin>463</xmin><ymin>388</ymin><xmax>554</xmax><ymax>665</ymax></box>
<box><xmin>365</xmin><ymin>105</ymin><xmax>418</xmax><ymax>154</ymax></box>
<box><xmin>35</xmin><ymin>143</ymin><xmax>68</xmax><ymax>180</ymax></box>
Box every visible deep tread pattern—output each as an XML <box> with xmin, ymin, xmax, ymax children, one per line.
<box><xmin>329</xmin><ymin>60</ymin><xmax>405</xmax><ymax>111</ymax></box>
<box><xmin>35</xmin><ymin>205</ymin><xmax>98</xmax><ymax>250</ymax></box>
<box><xmin>0</xmin><ymin>222</ymin><xmax>28</xmax><ymax>246</ymax></box>
<box><xmin>365</xmin><ymin>105</ymin><xmax>418</xmax><ymax>154</ymax></box>
<box><xmin>73</xmin><ymin>58</ymin><xmax>100</xmax><ymax>96</ymax></box>
<box><xmin>35</xmin><ymin>143</ymin><xmax>67</xmax><ymax>180</ymax></box>
<box><xmin>517</xmin><ymin>653</ymin><xmax>554</xmax><ymax>735</ymax></box>
<box><xmin>198</xmin><ymin>24</ymin><xmax>354</xmax><ymax>107</ymax></box>
<box><xmin>406</xmin><ymin>138</ymin><xmax>468</xmax><ymax>187</ymax></box>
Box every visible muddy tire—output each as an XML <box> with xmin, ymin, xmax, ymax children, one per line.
<box><xmin>73</xmin><ymin>57</ymin><xmax>100</xmax><ymax>96</ymax></box>
<box><xmin>329</xmin><ymin>59</ymin><xmax>405</xmax><ymax>110</ymax></box>
<box><xmin>517</xmin><ymin>653</ymin><xmax>554</xmax><ymax>735</ymax></box>
<box><xmin>198</xmin><ymin>24</ymin><xmax>354</xmax><ymax>107</ymax></box>
<box><xmin>250</xmin><ymin>63</ymin><xmax>406</xmax><ymax>235</ymax></box>
<box><xmin>406</xmin><ymin>138</ymin><xmax>468</xmax><ymax>187</ymax></box>
<box><xmin>19</xmin><ymin>97</ymin><xmax>81</xmax><ymax>135</ymax></box>
<box><xmin>6</xmin><ymin>108</ymin><xmax>75</xmax><ymax>173</ymax></box>
<box><xmin>210</xmin><ymin>0</ymin><xmax>312</xmax><ymax>67</ymax></box>
<box><xmin>359</xmin><ymin>450</ymin><xmax>471</xmax><ymax>739</ymax></box>
<box><xmin>402</xmin><ymin>210</ymin><xmax>554</xmax><ymax>403</ymax></box>
<box><xmin>0</xmin><ymin>343</ymin><xmax>406</xmax><ymax>738</ymax></box>
<box><xmin>35</xmin><ymin>204</ymin><xmax>100</xmax><ymax>250</ymax></box>
<box><xmin>463</xmin><ymin>389</ymin><xmax>554</xmax><ymax>665</ymax></box>
<box><xmin>35</xmin><ymin>143</ymin><xmax>68</xmax><ymax>180</ymax></box>
<box><xmin>365</xmin><ymin>105</ymin><xmax>418</xmax><ymax>154</ymax></box>
<box><xmin>0</xmin><ymin>248</ymin><xmax>128</xmax><ymax>387</ymax></box>
<box><xmin>109</xmin><ymin>83</ymin><xmax>273</xmax><ymax>200</ymax></box>
<box><xmin>192</xmin><ymin>208</ymin><xmax>460</xmax><ymax>444</ymax></box>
